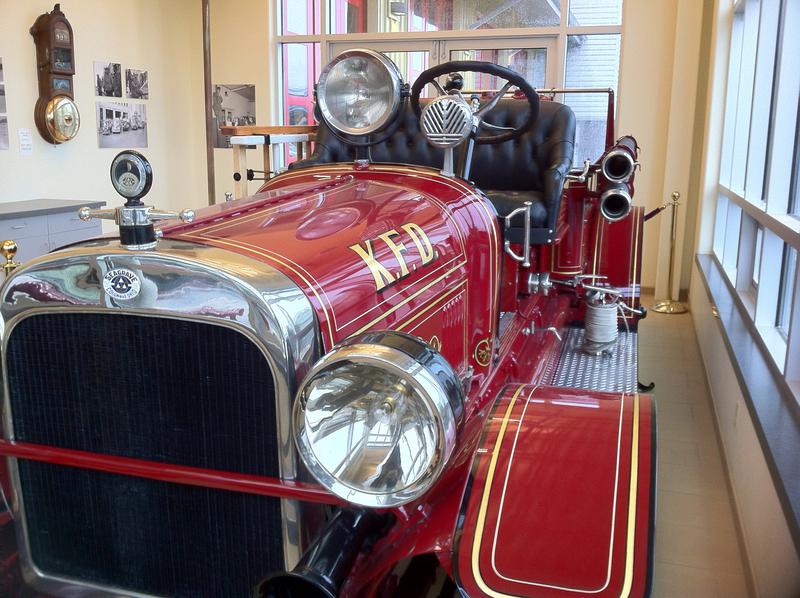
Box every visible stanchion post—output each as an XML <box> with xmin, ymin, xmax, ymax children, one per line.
<box><xmin>652</xmin><ymin>191</ymin><xmax>689</xmax><ymax>314</ymax></box>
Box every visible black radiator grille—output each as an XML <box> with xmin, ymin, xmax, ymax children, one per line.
<box><xmin>17</xmin><ymin>460</ymin><xmax>284</xmax><ymax>597</ymax></box>
<box><xmin>6</xmin><ymin>312</ymin><xmax>279</xmax><ymax>477</ymax></box>
<box><xmin>5</xmin><ymin>312</ymin><xmax>286</xmax><ymax>596</ymax></box>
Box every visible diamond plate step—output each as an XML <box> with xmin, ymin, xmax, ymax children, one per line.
<box><xmin>545</xmin><ymin>327</ymin><xmax>638</xmax><ymax>393</ymax></box>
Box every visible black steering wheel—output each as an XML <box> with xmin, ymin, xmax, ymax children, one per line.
<box><xmin>410</xmin><ymin>60</ymin><xmax>539</xmax><ymax>145</ymax></box>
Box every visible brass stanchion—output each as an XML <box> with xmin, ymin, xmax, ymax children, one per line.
<box><xmin>652</xmin><ymin>191</ymin><xmax>688</xmax><ymax>314</ymax></box>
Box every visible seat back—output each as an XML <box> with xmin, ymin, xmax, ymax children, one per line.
<box><xmin>292</xmin><ymin>98</ymin><xmax>576</xmax><ymax>240</ymax></box>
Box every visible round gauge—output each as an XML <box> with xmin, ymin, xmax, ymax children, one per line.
<box><xmin>44</xmin><ymin>95</ymin><xmax>80</xmax><ymax>143</ymax></box>
<box><xmin>110</xmin><ymin>151</ymin><xmax>153</xmax><ymax>201</ymax></box>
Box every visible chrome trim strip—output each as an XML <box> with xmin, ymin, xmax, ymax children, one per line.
<box><xmin>0</xmin><ymin>238</ymin><xmax>322</xmax><ymax>597</ymax></box>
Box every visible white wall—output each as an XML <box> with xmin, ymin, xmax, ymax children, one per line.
<box><xmin>617</xmin><ymin>1</ymin><xmax>680</xmax><ymax>290</ymax></box>
<box><xmin>208</xmin><ymin>0</ymin><xmax>273</xmax><ymax>204</ymax></box>
<box><xmin>0</xmin><ymin>0</ymin><xmax>206</xmax><ymax>215</ymax></box>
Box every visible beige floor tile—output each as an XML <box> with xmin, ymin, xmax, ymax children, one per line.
<box><xmin>639</xmin><ymin>299</ymin><xmax>752</xmax><ymax>597</ymax></box>
<box><xmin>658</xmin><ymin>439</ymin><xmax>701</xmax><ymax>467</ymax></box>
<box><xmin>651</xmin><ymin>562</ymin><xmax>719</xmax><ymax>598</ymax></box>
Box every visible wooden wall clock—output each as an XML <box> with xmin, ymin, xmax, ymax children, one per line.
<box><xmin>30</xmin><ymin>4</ymin><xmax>80</xmax><ymax>144</ymax></box>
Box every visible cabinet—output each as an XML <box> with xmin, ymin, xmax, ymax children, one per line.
<box><xmin>0</xmin><ymin>199</ymin><xmax>106</xmax><ymax>264</ymax></box>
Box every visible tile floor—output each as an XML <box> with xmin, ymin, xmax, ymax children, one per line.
<box><xmin>637</xmin><ymin>296</ymin><xmax>752</xmax><ymax>597</ymax></box>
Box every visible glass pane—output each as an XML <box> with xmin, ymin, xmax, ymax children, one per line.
<box><xmin>713</xmin><ymin>194</ymin><xmax>729</xmax><ymax>259</ymax></box>
<box><xmin>777</xmin><ymin>245</ymin><xmax>797</xmax><ymax>336</ymax></box>
<box><xmin>564</xmin><ymin>34</ymin><xmax>621</xmax><ymax>164</ymax></box>
<box><xmin>568</xmin><ymin>0</ymin><xmax>622</xmax><ymax>26</ymax></box>
<box><xmin>381</xmin><ymin>50</ymin><xmax>429</xmax><ymax>89</ymax></box>
<box><xmin>792</xmin><ymin>117</ymin><xmax>800</xmax><ymax>216</ymax></box>
<box><xmin>327</xmin><ymin>0</ymin><xmax>562</xmax><ymax>34</ymax></box>
<box><xmin>280</xmin><ymin>43</ymin><xmax>321</xmax><ymax>165</ymax></box>
<box><xmin>449</xmin><ymin>48</ymin><xmax>546</xmax><ymax>91</ymax></box>
<box><xmin>752</xmin><ymin>226</ymin><xmax>763</xmax><ymax>287</ymax></box>
<box><xmin>280</xmin><ymin>0</ymin><xmax>321</xmax><ymax>35</ymax></box>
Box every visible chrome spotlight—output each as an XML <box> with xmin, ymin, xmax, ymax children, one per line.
<box><xmin>316</xmin><ymin>49</ymin><xmax>403</xmax><ymax>137</ymax></box>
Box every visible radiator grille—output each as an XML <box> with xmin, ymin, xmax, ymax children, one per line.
<box><xmin>6</xmin><ymin>312</ymin><xmax>279</xmax><ymax>477</ymax></box>
<box><xmin>5</xmin><ymin>312</ymin><xmax>285</xmax><ymax>596</ymax></box>
<box><xmin>17</xmin><ymin>460</ymin><xmax>283</xmax><ymax>597</ymax></box>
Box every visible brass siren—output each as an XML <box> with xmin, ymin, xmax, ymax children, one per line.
<box><xmin>2</xmin><ymin>240</ymin><xmax>20</xmax><ymax>278</ymax></box>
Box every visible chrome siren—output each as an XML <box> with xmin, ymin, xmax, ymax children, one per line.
<box><xmin>421</xmin><ymin>95</ymin><xmax>474</xmax><ymax>148</ymax></box>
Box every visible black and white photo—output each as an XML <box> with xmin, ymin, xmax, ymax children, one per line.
<box><xmin>0</xmin><ymin>84</ymin><xmax>6</xmax><ymax>114</ymax></box>
<box><xmin>94</xmin><ymin>61</ymin><xmax>122</xmax><ymax>97</ymax></box>
<box><xmin>0</xmin><ymin>57</ymin><xmax>4</xmax><ymax>83</ymax></box>
<box><xmin>96</xmin><ymin>101</ymin><xmax>147</xmax><ymax>148</ymax></box>
<box><xmin>0</xmin><ymin>117</ymin><xmax>9</xmax><ymax>151</ymax></box>
<box><xmin>212</xmin><ymin>84</ymin><xmax>255</xmax><ymax>148</ymax></box>
<box><xmin>125</xmin><ymin>68</ymin><xmax>149</xmax><ymax>99</ymax></box>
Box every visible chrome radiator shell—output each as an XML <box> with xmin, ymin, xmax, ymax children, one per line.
<box><xmin>0</xmin><ymin>238</ymin><xmax>321</xmax><ymax>597</ymax></box>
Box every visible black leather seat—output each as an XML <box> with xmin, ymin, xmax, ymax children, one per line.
<box><xmin>292</xmin><ymin>98</ymin><xmax>576</xmax><ymax>244</ymax></box>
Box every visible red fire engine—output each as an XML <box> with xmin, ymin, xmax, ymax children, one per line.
<box><xmin>0</xmin><ymin>49</ymin><xmax>653</xmax><ymax>597</ymax></box>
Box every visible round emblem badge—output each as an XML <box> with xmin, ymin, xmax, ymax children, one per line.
<box><xmin>102</xmin><ymin>268</ymin><xmax>141</xmax><ymax>300</ymax></box>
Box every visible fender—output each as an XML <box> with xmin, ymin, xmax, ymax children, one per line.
<box><xmin>455</xmin><ymin>384</ymin><xmax>655</xmax><ymax>598</ymax></box>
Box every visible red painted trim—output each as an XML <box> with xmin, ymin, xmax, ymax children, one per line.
<box><xmin>0</xmin><ymin>439</ymin><xmax>343</xmax><ymax>506</ymax></box>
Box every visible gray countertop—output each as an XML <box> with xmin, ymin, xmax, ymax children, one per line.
<box><xmin>0</xmin><ymin>199</ymin><xmax>107</xmax><ymax>219</ymax></box>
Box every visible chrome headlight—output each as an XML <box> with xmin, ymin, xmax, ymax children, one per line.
<box><xmin>316</xmin><ymin>49</ymin><xmax>403</xmax><ymax>137</ymax></box>
<box><xmin>294</xmin><ymin>331</ymin><xmax>463</xmax><ymax>507</ymax></box>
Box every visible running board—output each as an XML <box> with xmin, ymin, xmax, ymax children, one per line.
<box><xmin>544</xmin><ymin>327</ymin><xmax>638</xmax><ymax>393</ymax></box>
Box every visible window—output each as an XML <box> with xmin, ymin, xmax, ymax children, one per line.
<box><xmin>752</xmin><ymin>225</ymin><xmax>763</xmax><ymax>289</ymax></box>
<box><xmin>712</xmin><ymin>0</ymin><xmax>800</xmax><ymax>380</ymax></box>
<box><xmin>564</xmin><ymin>33</ymin><xmax>621</xmax><ymax>164</ymax></box>
<box><xmin>777</xmin><ymin>245</ymin><xmax>797</xmax><ymax>338</ymax></box>
<box><xmin>274</xmin><ymin>0</ymin><xmax>624</xmax><ymax>166</ymax></box>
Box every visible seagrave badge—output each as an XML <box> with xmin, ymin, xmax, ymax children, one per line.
<box><xmin>102</xmin><ymin>268</ymin><xmax>141</xmax><ymax>300</ymax></box>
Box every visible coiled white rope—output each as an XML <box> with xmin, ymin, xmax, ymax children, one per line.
<box><xmin>585</xmin><ymin>301</ymin><xmax>620</xmax><ymax>344</ymax></box>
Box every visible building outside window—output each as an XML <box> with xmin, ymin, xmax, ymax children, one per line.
<box><xmin>274</xmin><ymin>0</ymin><xmax>624</xmax><ymax>165</ymax></box>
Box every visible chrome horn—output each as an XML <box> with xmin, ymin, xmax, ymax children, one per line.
<box><xmin>600</xmin><ymin>136</ymin><xmax>638</xmax><ymax>183</ymax></box>
<box><xmin>599</xmin><ymin>182</ymin><xmax>633</xmax><ymax>222</ymax></box>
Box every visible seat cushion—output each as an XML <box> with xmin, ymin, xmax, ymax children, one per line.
<box><xmin>483</xmin><ymin>190</ymin><xmax>548</xmax><ymax>228</ymax></box>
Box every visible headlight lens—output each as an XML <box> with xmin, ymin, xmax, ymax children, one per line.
<box><xmin>316</xmin><ymin>49</ymin><xmax>403</xmax><ymax>136</ymax></box>
<box><xmin>294</xmin><ymin>332</ymin><xmax>463</xmax><ymax>507</ymax></box>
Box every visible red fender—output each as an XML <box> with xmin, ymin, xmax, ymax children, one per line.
<box><xmin>454</xmin><ymin>384</ymin><xmax>655</xmax><ymax>598</ymax></box>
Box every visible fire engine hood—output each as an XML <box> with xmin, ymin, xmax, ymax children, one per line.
<box><xmin>165</xmin><ymin>165</ymin><xmax>500</xmax><ymax>354</ymax></box>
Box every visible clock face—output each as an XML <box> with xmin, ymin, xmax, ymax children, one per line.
<box><xmin>54</xmin><ymin>25</ymin><xmax>70</xmax><ymax>44</ymax></box>
<box><xmin>110</xmin><ymin>151</ymin><xmax>152</xmax><ymax>200</ymax></box>
<box><xmin>45</xmin><ymin>95</ymin><xmax>80</xmax><ymax>142</ymax></box>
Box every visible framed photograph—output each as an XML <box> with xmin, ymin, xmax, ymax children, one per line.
<box><xmin>96</xmin><ymin>101</ymin><xmax>147</xmax><ymax>148</ymax></box>
<box><xmin>125</xmin><ymin>68</ymin><xmax>149</xmax><ymax>99</ymax></box>
<box><xmin>94</xmin><ymin>61</ymin><xmax>122</xmax><ymax>97</ymax></box>
<box><xmin>0</xmin><ymin>116</ymin><xmax>9</xmax><ymax>151</ymax></box>
<box><xmin>0</xmin><ymin>84</ymin><xmax>6</xmax><ymax>114</ymax></box>
<box><xmin>212</xmin><ymin>84</ymin><xmax>256</xmax><ymax>148</ymax></box>
<box><xmin>0</xmin><ymin>57</ymin><xmax>4</xmax><ymax>83</ymax></box>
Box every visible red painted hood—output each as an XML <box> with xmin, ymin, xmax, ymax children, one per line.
<box><xmin>165</xmin><ymin>164</ymin><xmax>500</xmax><ymax>374</ymax></box>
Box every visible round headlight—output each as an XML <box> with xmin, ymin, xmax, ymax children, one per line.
<box><xmin>316</xmin><ymin>49</ymin><xmax>403</xmax><ymax>137</ymax></box>
<box><xmin>294</xmin><ymin>331</ymin><xmax>463</xmax><ymax>507</ymax></box>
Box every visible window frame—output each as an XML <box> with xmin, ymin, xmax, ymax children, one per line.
<box><xmin>272</xmin><ymin>0</ymin><xmax>624</xmax><ymax>131</ymax></box>
<box><xmin>712</xmin><ymin>0</ymin><xmax>800</xmax><ymax>389</ymax></box>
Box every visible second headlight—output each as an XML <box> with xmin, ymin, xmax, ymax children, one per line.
<box><xmin>293</xmin><ymin>331</ymin><xmax>463</xmax><ymax>508</ymax></box>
